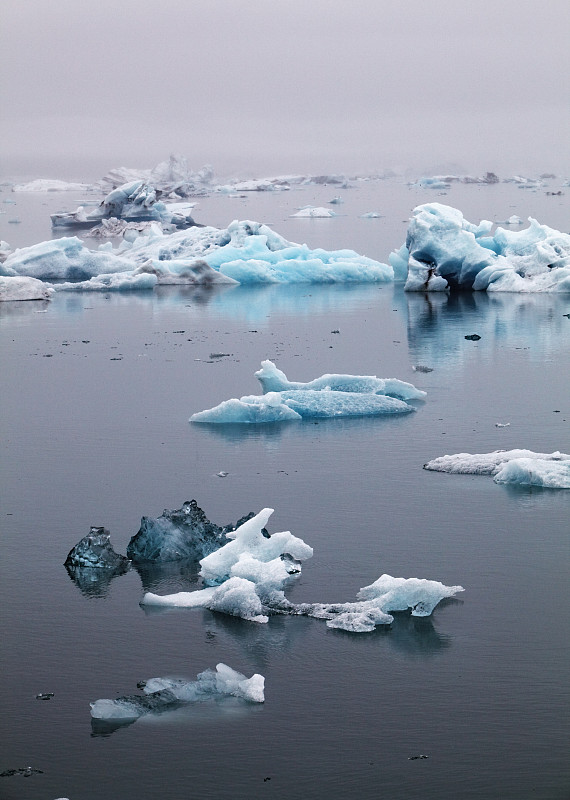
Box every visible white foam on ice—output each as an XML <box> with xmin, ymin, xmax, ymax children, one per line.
<box><xmin>424</xmin><ymin>449</ymin><xmax>570</xmax><ymax>488</ymax></box>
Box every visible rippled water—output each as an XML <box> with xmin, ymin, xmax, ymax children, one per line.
<box><xmin>1</xmin><ymin>180</ymin><xmax>569</xmax><ymax>799</ymax></box>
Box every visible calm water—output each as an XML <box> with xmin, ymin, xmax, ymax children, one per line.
<box><xmin>1</xmin><ymin>180</ymin><xmax>569</xmax><ymax>799</ymax></box>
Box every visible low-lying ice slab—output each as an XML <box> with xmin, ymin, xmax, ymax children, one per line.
<box><xmin>424</xmin><ymin>449</ymin><xmax>570</xmax><ymax>489</ymax></box>
<box><xmin>1</xmin><ymin>219</ymin><xmax>393</xmax><ymax>289</ymax></box>
<box><xmin>12</xmin><ymin>179</ymin><xmax>93</xmax><ymax>192</ymax></box>
<box><xmin>255</xmin><ymin>360</ymin><xmax>426</xmax><ymax>401</ymax></box>
<box><xmin>142</xmin><ymin>508</ymin><xmax>463</xmax><ymax>631</ymax></box>
<box><xmin>90</xmin><ymin>663</ymin><xmax>264</xmax><ymax>721</ymax></box>
<box><xmin>291</xmin><ymin>206</ymin><xmax>336</xmax><ymax>218</ymax></box>
<box><xmin>402</xmin><ymin>203</ymin><xmax>570</xmax><ymax>292</ymax></box>
<box><xmin>191</xmin><ymin>390</ymin><xmax>415</xmax><ymax>424</ymax></box>
<box><xmin>0</xmin><ymin>275</ymin><xmax>54</xmax><ymax>301</ymax></box>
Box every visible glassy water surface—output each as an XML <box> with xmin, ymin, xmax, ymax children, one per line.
<box><xmin>1</xmin><ymin>181</ymin><xmax>569</xmax><ymax>799</ymax></box>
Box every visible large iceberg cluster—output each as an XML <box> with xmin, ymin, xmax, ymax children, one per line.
<box><xmin>1</xmin><ymin>219</ymin><xmax>392</xmax><ymax>290</ymax></box>
<box><xmin>424</xmin><ymin>449</ymin><xmax>570</xmax><ymax>489</ymax></box>
<box><xmin>90</xmin><ymin>663</ymin><xmax>264</xmax><ymax>722</ymax></box>
<box><xmin>142</xmin><ymin>507</ymin><xmax>463</xmax><ymax>632</ymax></box>
<box><xmin>401</xmin><ymin>203</ymin><xmax>570</xmax><ymax>292</ymax></box>
<box><xmin>191</xmin><ymin>361</ymin><xmax>424</xmax><ymax>424</ymax></box>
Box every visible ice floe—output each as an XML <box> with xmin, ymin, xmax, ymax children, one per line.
<box><xmin>424</xmin><ymin>449</ymin><xmax>570</xmax><ymax>489</ymax></box>
<box><xmin>291</xmin><ymin>206</ymin><xmax>336</xmax><ymax>218</ymax></box>
<box><xmin>12</xmin><ymin>179</ymin><xmax>93</xmax><ymax>192</ymax></box>
<box><xmin>0</xmin><ymin>275</ymin><xmax>54</xmax><ymax>301</ymax></box>
<box><xmin>190</xmin><ymin>361</ymin><xmax>423</xmax><ymax>423</ymax></box>
<box><xmin>142</xmin><ymin>508</ymin><xmax>463</xmax><ymax>631</ymax></box>
<box><xmin>402</xmin><ymin>203</ymin><xmax>570</xmax><ymax>292</ymax></box>
<box><xmin>90</xmin><ymin>663</ymin><xmax>264</xmax><ymax>722</ymax></box>
<box><xmin>65</xmin><ymin>527</ymin><xmax>131</xmax><ymax>570</ymax></box>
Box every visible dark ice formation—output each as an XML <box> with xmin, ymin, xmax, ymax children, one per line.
<box><xmin>126</xmin><ymin>500</ymin><xmax>267</xmax><ymax>563</ymax></box>
<box><xmin>64</xmin><ymin>527</ymin><xmax>130</xmax><ymax>570</ymax></box>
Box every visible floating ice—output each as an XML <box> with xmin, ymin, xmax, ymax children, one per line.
<box><xmin>360</xmin><ymin>211</ymin><xmax>381</xmax><ymax>218</ymax></box>
<box><xmin>303</xmin><ymin>575</ymin><xmax>464</xmax><ymax>632</ymax></box>
<box><xmin>409</xmin><ymin>177</ymin><xmax>450</xmax><ymax>190</ymax></box>
<box><xmin>142</xmin><ymin>508</ymin><xmax>462</xmax><ymax>631</ymax></box>
<box><xmin>3</xmin><ymin>219</ymin><xmax>392</xmax><ymax>289</ymax></box>
<box><xmin>255</xmin><ymin>360</ymin><xmax>426</xmax><ymax>401</ymax></box>
<box><xmin>191</xmin><ymin>390</ymin><xmax>415</xmax><ymax>424</ymax></box>
<box><xmin>96</xmin><ymin>155</ymin><xmax>214</xmax><ymax>197</ymax></box>
<box><xmin>90</xmin><ymin>663</ymin><xmax>264</xmax><ymax>721</ymax></box>
<box><xmin>65</xmin><ymin>527</ymin><xmax>131</xmax><ymax>570</ymax></box>
<box><xmin>424</xmin><ymin>449</ymin><xmax>570</xmax><ymax>488</ymax></box>
<box><xmin>0</xmin><ymin>275</ymin><xmax>54</xmax><ymax>301</ymax></box>
<box><xmin>12</xmin><ymin>179</ymin><xmax>92</xmax><ymax>192</ymax></box>
<box><xmin>403</xmin><ymin>203</ymin><xmax>570</xmax><ymax>292</ymax></box>
<box><xmin>291</xmin><ymin>207</ymin><xmax>336</xmax><ymax>218</ymax></box>
<box><xmin>51</xmin><ymin>180</ymin><xmax>198</xmax><ymax>229</ymax></box>
<box><xmin>127</xmin><ymin>500</ymin><xmax>265</xmax><ymax>563</ymax></box>
<box><xmin>191</xmin><ymin>361</ymin><xmax>422</xmax><ymax>424</ymax></box>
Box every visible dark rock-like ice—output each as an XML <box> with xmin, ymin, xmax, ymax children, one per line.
<box><xmin>126</xmin><ymin>500</ymin><xmax>266</xmax><ymax>563</ymax></box>
<box><xmin>64</xmin><ymin>527</ymin><xmax>130</xmax><ymax>570</ymax></box>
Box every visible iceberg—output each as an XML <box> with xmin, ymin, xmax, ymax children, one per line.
<box><xmin>96</xmin><ymin>155</ymin><xmax>214</xmax><ymax>197</ymax></box>
<box><xmin>64</xmin><ymin>527</ymin><xmax>130</xmax><ymax>570</ymax></box>
<box><xmin>254</xmin><ymin>359</ymin><xmax>426</xmax><ymax>401</ymax></box>
<box><xmin>143</xmin><ymin>508</ymin><xmax>463</xmax><ymax>631</ymax></box>
<box><xmin>127</xmin><ymin>500</ymin><xmax>266</xmax><ymax>563</ymax></box>
<box><xmin>50</xmin><ymin>180</ymin><xmax>199</xmax><ymax>229</ymax></box>
<box><xmin>424</xmin><ymin>449</ymin><xmax>570</xmax><ymax>489</ymax></box>
<box><xmin>403</xmin><ymin>203</ymin><xmax>570</xmax><ymax>292</ymax></box>
<box><xmin>3</xmin><ymin>219</ymin><xmax>392</xmax><ymax>290</ymax></box>
<box><xmin>0</xmin><ymin>275</ymin><xmax>54</xmax><ymax>301</ymax></box>
<box><xmin>90</xmin><ymin>663</ymin><xmax>264</xmax><ymax>721</ymax></box>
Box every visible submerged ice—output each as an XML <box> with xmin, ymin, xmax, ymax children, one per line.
<box><xmin>190</xmin><ymin>361</ymin><xmax>423</xmax><ymax>423</ymax></box>
<box><xmin>424</xmin><ymin>449</ymin><xmax>570</xmax><ymax>489</ymax></box>
<box><xmin>142</xmin><ymin>508</ymin><xmax>463</xmax><ymax>631</ymax></box>
<box><xmin>401</xmin><ymin>203</ymin><xmax>570</xmax><ymax>292</ymax></box>
<box><xmin>90</xmin><ymin>663</ymin><xmax>264</xmax><ymax>721</ymax></box>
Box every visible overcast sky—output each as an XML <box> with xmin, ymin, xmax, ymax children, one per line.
<box><xmin>1</xmin><ymin>0</ymin><xmax>569</xmax><ymax>179</ymax></box>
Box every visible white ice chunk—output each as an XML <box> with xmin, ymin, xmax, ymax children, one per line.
<box><xmin>494</xmin><ymin>458</ymin><xmax>570</xmax><ymax>488</ymax></box>
<box><xmin>255</xmin><ymin>360</ymin><xmax>426</xmax><ymax>400</ymax></box>
<box><xmin>12</xmin><ymin>179</ymin><xmax>93</xmax><ymax>192</ymax></box>
<box><xmin>356</xmin><ymin>574</ymin><xmax>465</xmax><ymax>616</ymax></box>
<box><xmin>0</xmin><ymin>275</ymin><xmax>54</xmax><ymax>301</ymax></box>
<box><xmin>424</xmin><ymin>449</ymin><xmax>569</xmax><ymax>475</ymax></box>
<box><xmin>291</xmin><ymin>207</ymin><xmax>336</xmax><ymax>218</ymax></box>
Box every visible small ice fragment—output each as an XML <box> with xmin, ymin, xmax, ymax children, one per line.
<box><xmin>495</xmin><ymin>422</ymin><xmax>510</xmax><ymax>427</ymax></box>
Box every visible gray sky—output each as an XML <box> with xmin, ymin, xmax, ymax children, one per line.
<box><xmin>1</xmin><ymin>0</ymin><xmax>569</xmax><ymax>179</ymax></box>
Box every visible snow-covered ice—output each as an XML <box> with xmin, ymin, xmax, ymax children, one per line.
<box><xmin>255</xmin><ymin>360</ymin><xmax>426</xmax><ymax>401</ymax></box>
<box><xmin>291</xmin><ymin>207</ymin><xmax>336</xmax><ymax>218</ymax></box>
<box><xmin>12</xmin><ymin>179</ymin><xmax>93</xmax><ymax>192</ymax></box>
<box><xmin>90</xmin><ymin>663</ymin><xmax>264</xmax><ymax>721</ymax></box>
<box><xmin>0</xmin><ymin>275</ymin><xmax>54</xmax><ymax>301</ymax></box>
<box><xmin>402</xmin><ymin>203</ymin><xmax>570</xmax><ymax>292</ymax></box>
<box><xmin>424</xmin><ymin>449</ymin><xmax>570</xmax><ymax>489</ymax></box>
